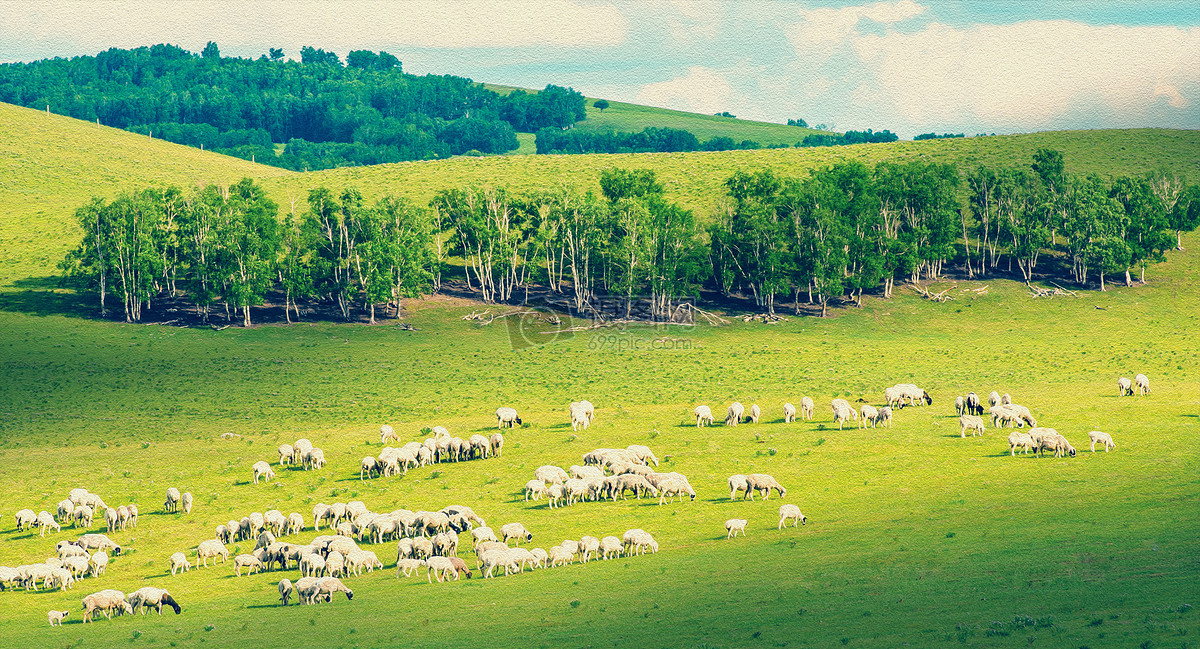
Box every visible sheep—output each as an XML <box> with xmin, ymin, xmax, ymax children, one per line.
<box><xmin>748</xmin><ymin>403</ymin><xmax>761</xmax><ymax>424</ymax></box>
<box><xmin>599</xmin><ymin>536</ymin><xmax>623</xmax><ymax>560</ymax></box>
<box><xmin>569</xmin><ymin>402</ymin><xmax>590</xmax><ymax>431</ymax></box>
<box><xmin>782</xmin><ymin>402</ymin><xmax>797</xmax><ymax>423</ymax></box>
<box><xmin>579</xmin><ymin>400</ymin><xmax>596</xmax><ymax>421</ymax></box>
<box><xmin>164</xmin><ymin>487</ymin><xmax>181</xmax><ymax>512</ymax></box>
<box><xmin>1088</xmin><ymin>430</ymin><xmax>1116</xmax><ymax>452</ymax></box>
<box><xmin>535</xmin><ymin>465</ymin><xmax>569</xmax><ymax>486</ymax></box>
<box><xmin>127</xmin><ymin>504</ymin><xmax>138</xmax><ymax>528</ymax></box>
<box><xmin>725</xmin><ymin>402</ymin><xmax>745</xmax><ymax>426</ymax></box>
<box><xmin>1005</xmin><ymin>404</ymin><xmax>1037</xmax><ymax>428</ymax></box>
<box><xmin>169</xmin><ymin>552</ymin><xmax>190</xmax><ymax>576</ymax></box>
<box><xmin>609</xmin><ymin>474</ymin><xmax>658</xmax><ymax>501</ymax></box>
<box><xmin>447</xmin><ymin>556</ymin><xmax>472</xmax><ymax>580</ymax></box>
<box><xmin>570</xmin><ymin>464</ymin><xmax>605</xmax><ymax>480</ymax></box>
<box><xmin>63</xmin><ymin>556</ymin><xmax>90</xmax><ymax>579</ymax></box>
<box><xmin>529</xmin><ymin>548</ymin><xmax>549</xmax><ymax>568</ymax></box>
<box><xmin>860</xmin><ymin>404</ymin><xmax>879</xmax><ymax>429</ymax></box>
<box><xmin>48</xmin><ymin>610</ymin><xmax>69</xmax><ymax>626</ymax></box>
<box><xmin>425</xmin><ymin>556</ymin><xmax>454</xmax><ymax>583</ymax></box>
<box><xmin>411</xmin><ymin>537</ymin><xmax>434</xmax><ymax>559</ymax></box>
<box><xmin>252</xmin><ymin>460</ymin><xmax>275</xmax><ymax>484</ymax></box>
<box><xmin>745</xmin><ymin>474</ymin><xmax>787</xmax><ymax>500</ymax></box>
<box><xmin>128</xmin><ymin>587</ymin><xmax>181</xmax><ymax>615</ymax></box>
<box><xmin>1117</xmin><ymin>377</ymin><xmax>1134</xmax><ymax>396</ymax></box>
<box><xmin>656</xmin><ymin>477</ymin><xmax>696</xmax><ymax>504</ymax></box>
<box><xmin>496</xmin><ymin>407</ymin><xmax>522</xmax><ymax>428</ymax></box>
<box><xmin>624</xmin><ymin>529</ymin><xmax>658</xmax><ymax>555</ymax></box>
<box><xmin>1030</xmin><ymin>428</ymin><xmax>1076</xmax><ymax>458</ymax></box>
<box><xmin>626</xmin><ymin>445</ymin><xmax>660</xmax><ymax>467</ymax></box>
<box><xmin>523</xmin><ymin>479</ymin><xmax>549</xmax><ymax>500</ymax></box>
<box><xmin>884</xmin><ymin>387</ymin><xmax>905</xmax><ymax>409</ymax></box>
<box><xmin>278</xmin><ymin>443</ymin><xmax>295</xmax><ymax>466</ymax></box>
<box><xmin>115</xmin><ymin>505</ymin><xmax>131</xmax><ymax>531</ymax></box>
<box><xmin>966</xmin><ymin>392</ymin><xmax>984</xmax><ymax>416</ymax></box>
<box><xmin>48</xmin><ymin>567</ymin><xmax>75</xmax><ymax>591</ymax></box>
<box><xmin>468</xmin><ymin>433</ymin><xmax>492</xmax><ymax>459</ymax></box>
<box><xmin>471</xmin><ymin>527</ymin><xmax>499</xmax><ymax>549</ymax></box>
<box><xmin>694</xmin><ymin>405</ymin><xmax>715</xmax><ymax>427</ymax></box>
<box><xmin>1008</xmin><ymin>431</ymin><xmax>1036</xmax><ymax>456</ymax></box>
<box><xmin>359</xmin><ymin>456</ymin><xmax>378</xmax><ymax>481</ymax></box>
<box><xmin>1135</xmin><ymin>373</ymin><xmax>1151</xmax><ymax>396</ymax></box>
<box><xmin>728</xmin><ymin>474</ymin><xmax>749</xmax><ymax>501</ymax></box>
<box><xmin>954</xmin><ymin>395</ymin><xmax>966</xmax><ymax>416</ymax></box>
<box><xmin>316</xmin><ymin>577</ymin><xmax>354</xmax><ymax>602</ymax></box>
<box><xmin>15</xmin><ymin>509</ymin><xmax>37</xmax><ymax>531</ymax></box>
<box><xmin>287</xmin><ymin>512</ymin><xmax>304</xmax><ymax>535</ymax></box>
<box><xmin>73</xmin><ymin>505</ymin><xmax>94</xmax><ymax>528</ymax></box>
<box><xmin>396</xmin><ymin>558</ymin><xmax>425</xmax><ymax>579</ymax></box>
<box><xmin>76</xmin><ymin>533</ymin><xmax>122</xmax><ymax>555</ymax></box>
<box><xmin>501</xmin><ymin>523</ymin><xmax>533</xmax><ymax>545</ymax></box>
<box><xmin>959</xmin><ymin>415</ymin><xmax>986</xmax><ymax>438</ymax></box>
<box><xmin>1001</xmin><ymin>393</ymin><xmax>1012</xmax><ymax>405</ymax></box>
<box><xmin>778</xmin><ymin>504</ymin><xmax>807</xmax><ymax>529</ymax></box>
<box><xmin>81</xmin><ymin>589</ymin><xmax>132</xmax><ymax>622</ymax></box>
<box><xmin>800</xmin><ymin>396</ymin><xmax>815</xmax><ymax>421</ymax></box>
<box><xmin>57</xmin><ymin>542</ymin><xmax>88</xmax><ymax>560</ymax></box>
<box><xmin>89</xmin><ymin>551</ymin><xmax>108</xmax><ymax>577</ymax></box>
<box><xmin>196</xmin><ymin>539</ymin><xmax>229</xmax><ymax>567</ymax></box>
<box><xmin>294</xmin><ymin>577</ymin><xmax>322</xmax><ymax>605</ymax></box>
<box><xmin>324</xmin><ymin>551</ymin><xmax>346</xmax><ymax>578</ymax></box>
<box><xmin>276</xmin><ymin>579</ymin><xmax>294</xmax><ymax>606</ymax></box>
<box><xmin>725</xmin><ymin>518</ymin><xmax>748</xmax><ymax>538</ymax></box>
<box><xmin>181</xmin><ymin>492</ymin><xmax>193</xmax><ymax>514</ymax></box>
<box><xmin>990</xmin><ymin>405</ymin><xmax>1024</xmax><ymax>429</ymax></box>
<box><xmin>293</xmin><ymin>438</ymin><xmax>313</xmax><ymax>457</ymax></box>
<box><xmin>832</xmin><ymin>403</ymin><xmax>854</xmax><ymax>430</ymax></box>
<box><xmin>579</xmin><ymin>536</ymin><xmax>600</xmax><ymax>563</ymax></box>
<box><xmin>40</xmin><ymin>511</ymin><xmax>62</xmax><ymax>537</ymax></box>
<box><xmin>379</xmin><ymin>424</ymin><xmax>398</xmax><ymax>444</ymax></box>
<box><xmin>304</xmin><ymin>447</ymin><xmax>327</xmax><ymax>470</ymax></box>
<box><xmin>300</xmin><ymin>553</ymin><xmax>326</xmax><ymax>577</ymax></box>
<box><xmin>489</xmin><ymin>432</ymin><xmax>505</xmax><ymax>458</ymax></box>
<box><xmin>988</xmin><ymin>390</ymin><xmax>1001</xmax><ymax>407</ymax></box>
<box><xmin>546</xmin><ymin>484</ymin><xmax>565</xmax><ymax>509</ymax></box>
<box><xmin>234</xmin><ymin>554</ymin><xmax>264</xmax><ymax>576</ymax></box>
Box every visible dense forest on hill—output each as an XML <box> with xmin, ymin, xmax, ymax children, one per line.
<box><xmin>0</xmin><ymin>43</ymin><xmax>585</xmax><ymax>169</ymax></box>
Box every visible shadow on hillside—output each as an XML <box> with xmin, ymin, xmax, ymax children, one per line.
<box><xmin>0</xmin><ymin>276</ymin><xmax>96</xmax><ymax>319</ymax></box>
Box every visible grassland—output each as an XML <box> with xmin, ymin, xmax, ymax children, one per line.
<box><xmin>0</xmin><ymin>102</ymin><xmax>1198</xmax><ymax>648</ymax></box>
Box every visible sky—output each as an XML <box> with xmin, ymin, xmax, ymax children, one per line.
<box><xmin>1</xmin><ymin>1</ymin><xmax>1198</xmax><ymax>138</ymax></box>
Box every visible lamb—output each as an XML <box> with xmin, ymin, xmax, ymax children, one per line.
<box><xmin>196</xmin><ymin>539</ymin><xmax>229</xmax><ymax>567</ymax></box>
<box><xmin>164</xmin><ymin>487</ymin><xmax>181</xmax><ymax>512</ymax></box>
<box><xmin>40</xmin><ymin>511</ymin><xmax>62</xmax><ymax>537</ymax></box>
<box><xmin>1135</xmin><ymin>373</ymin><xmax>1151</xmax><ymax>396</ymax></box>
<box><xmin>278</xmin><ymin>443</ymin><xmax>295</xmax><ymax>466</ymax></box>
<box><xmin>304</xmin><ymin>447</ymin><xmax>327</xmax><ymax>470</ymax></box>
<box><xmin>489</xmin><ymin>433</ymin><xmax>505</xmax><ymax>458</ymax></box>
<box><xmin>252</xmin><ymin>460</ymin><xmax>275</xmax><ymax>484</ymax></box>
<box><xmin>728</xmin><ymin>474</ymin><xmax>749</xmax><ymax>501</ymax></box>
<box><xmin>496</xmin><ymin>407</ymin><xmax>522</xmax><ymax>428</ymax></box>
<box><xmin>778</xmin><ymin>504</ymin><xmax>807</xmax><ymax>528</ymax></box>
<box><xmin>315</xmin><ymin>577</ymin><xmax>354</xmax><ymax>602</ymax></box>
<box><xmin>599</xmin><ymin>536</ymin><xmax>623</xmax><ymax>560</ymax></box>
<box><xmin>783</xmin><ymin>402</ymin><xmax>797</xmax><ymax>423</ymax></box>
<box><xmin>1088</xmin><ymin>431</ymin><xmax>1116</xmax><ymax>452</ymax></box>
<box><xmin>725</xmin><ymin>518</ymin><xmax>748</xmax><ymax>538</ymax></box>
<box><xmin>534</xmin><ymin>465</ymin><xmax>569</xmax><ymax>486</ymax></box>
<box><xmin>181</xmin><ymin>492</ymin><xmax>193</xmax><ymax>514</ymax></box>
<box><xmin>395</xmin><ymin>558</ymin><xmax>425</xmax><ymax>579</ymax></box>
<box><xmin>501</xmin><ymin>523</ymin><xmax>533</xmax><ymax>545</ymax></box>
<box><xmin>959</xmin><ymin>415</ymin><xmax>986</xmax><ymax>438</ymax></box>
<box><xmin>1117</xmin><ymin>377</ymin><xmax>1133</xmax><ymax>396</ymax></box>
<box><xmin>347</xmin><ymin>550</ymin><xmax>383</xmax><ymax>575</ymax></box>
<box><xmin>234</xmin><ymin>554</ymin><xmax>264</xmax><ymax>576</ymax></box>
<box><xmin>800</xmin><ymin>396</ymin><xmax>815</xmax><ymax>420</ymax></box>
<box><xmin>954</xmin><ymin>395</ymin><xmax>966</xmax><ymax>416</ymax></box>
<box><xmin>522</xmin><ymin>479</ymin><xmax>547</xmax><ymax>502</ymax></box>
<box><xmin>446</xmin><ymin>556</ymin><xmax>472</xmax><ymax>580</ymax></box>
<box><xmin>748</xmin><ymin>404</ymin><xmax>761</xmax><ymax>424</ymax></box>
<box><xmin>81</xmin><ymin>589</ymin><xmax>132</xmax><ymax>622</ymax></box>
<box><xmin>860</xmin><ymin>404</ymin><xmax>879</xmax><ymax>429</ymax></box>
<box><xmin>746</xmin><ymin>474</ymin><xmax>787</xmax><ymax>500</ymax></box>
<box><xmin>1008</xmin><ymin>431</ymin><xmax>1036</xmax><ymax>456</ymax></box>
<box><xmin>379</xmin><ymin>424</ymin><xmax>398</xmax><ymax>444</ymax></box>
<box><xmin>694</xmin><ymin>405</ymin><xmax>715</xmax><ymax>427</ymax></box>
<box><xmin>127</xmin><ymin>587</ymin><xmax>181</xmax><ymax>615</ymax></box>
<box><xmin>48</xmin><ymin>610</ymin><xmax>69</xmax><ymax>626</ymax></box>
<box><xmin>725</xmin><ymin>402</ymin><xmax>745</xmax><ymax>426</ymax></box>
<box><xmin>569</xmin><ymin>402</ymin><xmax>591</xmax><ymax>431</ymax></box>
<box><xmin>169</xmin><ymin>552</ymin><xmax>190</xmax><ymax>575</ymax></box>
<box><xmin>884</xmin><ymin>387</ymin><xmax>905</xmax><ymax>409</ymax></box>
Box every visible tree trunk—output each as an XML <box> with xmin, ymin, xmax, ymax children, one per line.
<box><xmin>1124</xmin><ymin>268</ymin><xmax>1132</xmax><ymax>287</ymax></box>
<box><xmin>1099</xmin><ymin>273</ymin><xmax>1106</xmax><ymax>291</ymax></box>
<box><xmin>243</xmin><ymin>305</ymin><xmax>251</xmax><ymax>327</ymax></box>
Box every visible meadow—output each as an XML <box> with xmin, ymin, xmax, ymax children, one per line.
<box><xmin>0</xmin><ymin>102</ymin><xmax>1198</xmax><ymax>648</ymax></box>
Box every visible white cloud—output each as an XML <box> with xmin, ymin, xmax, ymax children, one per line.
<box><xmin>635</xmin><ymin>66</ymin><xmax>734</xmax><ymax>115</ymax></box>
<box><xmin>788</xmin><ymin>1</ymin><xmax>926</xmax><ymax>57</ymax></box>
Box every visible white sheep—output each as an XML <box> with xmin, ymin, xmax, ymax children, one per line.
<box><xmin>252</xmin><ymin>461</ymin><xmax>275</xmax><ymax>484</ymax></box>
<box><xmin>73</xmin><ymin>505</ymin><xmax>94</xmax><ymax>528</ymax></box>
<box><xmin>748</xmin><ymin>404</ymin><xmax>761</xmax><ymax>424</ymax></box>
<box><xmin>1088</xmin><ymin>431</ymin><xmax>1116</xmax><ymax>452</ymax></box>
<box><xmin>1135</xmin><ymin>373</ymin><xmax>1150</xmax><ymax>396</ymax></box>
<box><xmin>128</xmin><ymin>586</ymin><xmax>181</xmax><ymax>615</ymax></box>
<box><xmin>234</xmin><ymin>554</ymin><xmax>264</xmax><ymax>576</ymax></box>
<box><xmin>379</xmin><ymin>424</ymin><xmax>398</xmax><ymax>444</ymax></box>
<box><xmin>315</xmin><ymin>576</ymin><xmax>354</xmax><ymax>602</ymax></box>
<box><xmin>746</xmin><ymin>474</ymin><xmax>787</xmax><ymax>500</ymax></box>
<box><xmin>579</xmin><ymin>400</ymin><xmax>596</xmax><ymax>421</ymax></box>
<box><xmin>694</xmin><ymin>405</ymin><xmax>714</xmax><ymax>427</ymax></box>
<box><xmin>782</xmin><ymin>402</ymin><xmax>796</xmax><ymax>423</ymax></box>
<box><xmin>496</xmin><ymin>407</ymin><xmax>522</xmax><ymax>428</ymax></box>
<box><xmin>169</xmin><ymin>552</ymin><xmax>190</xmax><ymax>576</ymax></box>
<box><xmin>48</xmin><ymin>610</ymin><xmax>70</xmax><ymax>626</ymax></box>
<box><xmin>359</xmin><ymin>456</ymin><xmax>378</xmax><ymax>481</ymax></box>
<box><xmin>626</xmin><ymin>445</ymin><xmax>660</xmax><ymax>467</ymax></box>
<box><xmin>579</xmin><ymin>536</ymin><xmax>600</xmax><ymax>563</ymax></box>
<box><xmin>1117</xmin><ymin>377</ymin><xmax>1133</xmax><ymax>396</ymax></box>
<box><xmin>778</xmin><ymin>504</ymin><xmax>807</xmax><ymax>529</ymax></box>
<box><xmin>800</xmin><ymin>396</ymin><xmax>815</xmax><ymax>421</ymax></box>
<box><xmin>988</xmin><ymin>390</ymin><xmax>1002</xmax><ymax>407</ymax></box>
<box><xmin>534</xmin><ymin>465</ymin><xmax>569</xmax><ymax>486</ymax></box>
<box><xmin>278</xmin><ymin>579</ymin><xmax>294</xmax><ymax>605</ymax></box>
<box><xmin>181</xmin><ymin>492</ymin><xmax>193</xmax><ymax>514</ymax></box>
<box><xmin>524</xmin><ymin>480</ymin><xmax>547</xmax><ymax>502</ymax></box>
<box><xmin>304</xmin><ymin>447</ymin><xmax>327</xmax><ymax>470</ymax></box>
<box><xmin>489</xmin><ymin>433</ymin><xmax>505</xmax><ymax>458</ymax></box>
<box><xmin>728</xmin><ymin>474</ymin><xmax>749</xmax><ymax>501</ymax></box>
<box><xmin>546</xmin><ymin>484</ymin><xmax>565</xmax><ymax>509</ymax></box>
<box><xmin>81</xmin><ymin>589</ymin><xmax>132</xmax><ymax>622</ymax></box>
<box><xmin>1008</xmin><ymin>431</ymin><xmax>1036</xmax><ymax>456</ymax></box>
<box><xmin>966</xmin><ymin>392</ymin><xmax>983</xmax><ymax>415</ymax></box>
<box><xmin>725</xmin><ymin>402</ymin><xmax>745</xmax><ymax>426</ymax></box>
<box><xmin>832</xmin><ymin>403</ymin><xmax>854</xmax><ymax>430</ymax></box>
<box><xmin>569</xmin><ymin>402</ymin><xmax>590</xmax><ymax>431</ymax></box>
<box><xmin>164</xmin><ymin>487</ymin><xmax>181</xmax><ymax>512</ymax></box>
<box><xmin>955</xmin><ymin>395</ymin><xmax>966</xmax><ymax>416</ymax></box>
<box><xmin>196</xmin><ymin>539</ymin><xmax>229</xmax><ymax>567</ymax></box>
<box><xmin>725</xmin><ymin>518</ymin><xmax>748</xmax><ymax>538</ymax></box>
<box><xmin>501</xmin><ymin>523</ymin><xmax>533</xmax><ymax>545</ymax></box>
<box><xmin>569</xmin><ymin>464</ymin><xmax>604</xmax><ymax>480</ymax></box>
<box><xmin>959</xmin><ymin>415</ymin><xmax>986</xmax><ymax>438</ymax></box>
<box><xmin>89</xmin><ymin>551</ymin><xmax>108</xmax><ymax>577</ymax></box>
<box><xmin>860</xmin><ymin>404</ymin><xmax>879</xmax><ymax>429</ymax></box>
<box><xmin>56</xmin><ymin>500</ymin><xmax>74</xmax><ymax>523</ymax></box>
<box><xmin>39</xmin><ymin>511</ymin><xmax>62</xmax><ymax>537</ymax></box>
<box><xmin>395</xmin><ymin>558</ymin><xmax>425</xmax><ymax>579</ymax></box>
<box><xmin>278</xmin><ymin>443</ymin><xmax>295</xmax><ymax>466</ymax></box>
<box><xmin>599</xmin><ymin>536</ymin><xmax>623</xmax><ymax>560</ymax></box>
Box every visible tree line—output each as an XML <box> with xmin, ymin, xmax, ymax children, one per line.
<box><xmin>59</xmin><ymin>151</ymin><xmax>1200</xmax><ymax>324</ymax></box>
<box><xmin>536</xmin><ymin>126</ymin><xmax>901</xmax><ymax>155</ymax></box>
<box><xmin>0</xmin><ymin>43</ymin><xmax>586</xmax><ymax>170</ymax></box>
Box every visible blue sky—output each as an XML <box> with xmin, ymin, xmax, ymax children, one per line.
<box><xmin>2</xmin><ymin>1</ymin><xmax>1198</xmax><ymax>137</ymax></box>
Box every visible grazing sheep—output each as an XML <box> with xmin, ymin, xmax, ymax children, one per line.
<box><xmin>745</xmin><ymin>474</ymin><xmax>787</xmax><ymax>500</ymax></box>
<box><xmin>1117</xmin><ymin>377</ymin><xmax>1134</xmax><ymax>396</ymax></box>
<box><xmin>89</xmin><ymin>551</ymin><xmax>108</xmax><ymax>577</ymax></box>
<box><xmin>524</xmin><ymin>480</ymin><xmax>547</xmax><ymax>502</ymax></box>
<box><xmin>599</xmin><ymin>536</ymin><xmax>623</xmax><ymax>560</ymax></box>
<box><xmin>546</xmin><ymin>484</ymin><xmax>565</xmax><ymax>509</ymax></box>
<box><xmin>860</xmin><ymin>404</ymin><xmax>879</xmax><ymax>429</ymax></box>
<box><xmin>76</xmin><ymin>533</ymin><xmax>122</xmax><ymax>555</ymax></box>
<box><xmin>570</xmin><ymin>464</ymin><xmax>605</xmax><ymax>480</ymax></box>
<box><xmin>48</xmin><ymin>610</ymin><xmax>69</xmax><ymax>626</ymax></box>
<box><xmin>278</xmin><ymin>443</ymin><xmax>295</xmax><ymax>466</ymax></box>
<box><xmin>579</xmin><ymin>400</ymin><xmax>596</xmax><ymax>421</ymax></box>
<box><xmin>1088</xmin><ymin>431</ymin><xmax>1116</xmax><ymax>452</ymax></box>
<box><xmin>196</xmin><ymin>540</ymin><xmax>229</xmax><ymax>567</ymax></box>
<box><xmin>423</xmin><ymin>556</ymin><xmax>453</xmax><ymax>581</ymax></box>
<box><xmin>1008</xmin><ymin>431</ymin><xmax>1036</xmax><ymax>456</ymax></box>
<box><xmin>277</xmin><ymin>579</ymin><xmax>294</xmax><ymax>605</ymax></box>
<box><xmin>57</xmin><ymin>500</ymin><xmax>74</xmax><ymax>523</ymax></box>
<box><xmin>959</xmin><ymin>415</ymin><xmax>986</xmax><ymax>438</ymax></box>
<box><xmin>725</xmin><ymin>402</ymin><xmax>745</xmax><ymax>426</ymax></box>
<box><xmin>966</xmin><ymin>392</ymin><xmax>983</xmax><ymax>416</ymax></box>
<box><xmin>63</xmin><ymin>556</ymin><xmax>90</xmax><ymax>579</ymax></box>
<box><xmin>252</xmin><ymin>461</ymin><xmax>275</xmax><ymax>484</ymax></box>
<box><xmin>396</xmin><ymin>558</ymin><xmax>425</xmax><ymax>579</ymax></box>
<box><xmin>626</xmin><ymin>445</ymin><xmax>660</xmax><ymax>467</ymax></box>
<box><xmin>1135</xmin><ymin>374</ymin><xmax>1150</xmax><ymax>396</ymax></box>
<box><xmin>164</xmin><ymin>487</ymin><xmax>181</xmax><ymax>513</ymax></box>
<box><xmin>873</xmin><ymin>406</ymin><xmax>891</xmax><ymax>430</ymax></box>
<box><xmin>884</xmin><ymin>387</ymin><xmax>905</xmax><ymax>409</ymax></box>
<box><xmin>501</xmin><ymin>523</ymin><xmax>533</xmax><ymax>545</ymax></box>
<box><xmin>694</xmin><ymin>405</ymin><xmax>715</xmax><ymax>427</ymax></box>
<box><xmin>315</xmin><ymin>577</ymin><xmax>354</xmax><ymax>603</ymax></box>
<box><xmin>783</xmin><ymin>402</ymin><xmax>797</xmax><ymax>423</ymax></box>
<box><xmin>73</xmin><ymin>505</ymin><xmax>94</xmax><ymax>528</ymax></box>
<box><xmin>234</xmin><ymin>554</ymin><xmax>264</xmax><ymax>577</ymax></box>
<box><xmin>988</xmin><ymin>390</ymin><xmax>1002</xmax><ymax>407</ymax></box>
<box><xmin>728</xmin><ymin>474</ymin><xmax>749</xmax><ymax>501</ymax></box>
<box><xmin>299</xmin><ymin>553</ymin><xmax>326</xmax><ymax>578</ymax></box>
<box><xmin>656</xmin><ymin>477</ymin><xmax>696</xmax><ymax>504</ymax></box>
<box><xmin>579</xmin><ymin>536</ymin><xmax>601</xmax><ymax>563</ymax></box>
<box><xmin>954</xmin><ymin>396</ymin><xmax>966</xmax><ymax>416</ymax></box>
<box><xmin>489</xmin><ymin>433</ymin><xmax>505</xmax><ymax>458</ymax></box>
<box><xmin>81</xmin><ymin>589</ymin><xmax>132</xmax><ymax>622</ymax></box>
<box><xmin>181</xmin><ymin>492</ymin><xmax>193</xmax><ymax>514</ymax></box>
<box><xmin>379</xmin><ymin>424</ymin><xmax>398</xmax><ymax>444</ymax></box>
<box><xmin>748</xmin><ymin>404</ymin><xmax>761</xmax><ymax>424</ymax></box>
<box><xmin>128</xmin><ymin>587</ymin><xmax>181</xmax><ymax>615</ymax></box>
<box><xmin>359</xmin><ymin>456</ymin><xmax>378</xmax><ymax>481</ymax></box>
<box><xmin>725</xmin><ymin>518</ymin><xmax>748</xmax><ymax>538</ymax></box>
<box><xmin>832</xmin><ymin>403</ymin><xmax>854</xmax><ymax>430</ymax></box>
<box><xmin>304</xmin><ymin>447</ymin><xmax>326</xmax><ymax>470</ymax></box>
<box><xmin>569</xmin><ymin>402</ymin><xmax>591</xmax><ymax>431</ymax></box>
<box><xmin>1001</xmin><ymin>393</ymin><xmax>1012</xmax><ymax>405</ymax></box>
<box><xmin>496</xmin><ymin>407</ymin><xmax>522</xmax><ymax>428</ymax></box>
<box><xmin>446</xmin><ymin>556</ymin><xmax>472</xmax><ymax>580</ymax></box>
<box><xmin>40</xmin><ymin>511</ymin><xmax>62</xmax><ymax>537</ymax></box>
<box><xmin>800</xmin><ymin>396</ymin><xmax>815</xmax><ymax>421</ymax></box>
<box><xmin>778</xmin><ymin>504</ymin><xmax>807</xmax><ymax>529</ymax></box>
<box><xmin>534</xmin><ymin>465</ymin><xmax>569</xmax><ymax>486</ymax></box>
<box><xmin>1031</xmin><ymin>428</ymin><xmax>1076</xmax><ymax>458</ymax></box>
<box><xmin>168</xmin><ymin>552</ymin><xmax>190</xmax><ymax>576</ymax></box>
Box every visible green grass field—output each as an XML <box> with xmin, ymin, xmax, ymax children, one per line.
<box><xmin>0</xmin><ymin>102</ymin><xmax>1198</xmax><ymax>648</ymax></box>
